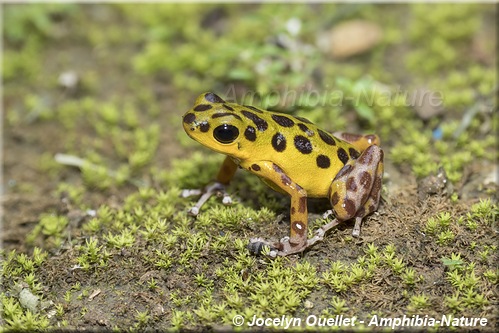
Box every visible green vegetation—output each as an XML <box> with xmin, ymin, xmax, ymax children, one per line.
<box><xmin>2</xmin><ymin>3</ymin><xmax>496</xmax><ymax>331</ymax></box>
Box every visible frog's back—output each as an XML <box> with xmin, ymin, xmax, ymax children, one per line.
<box><xmin>183</xmin><ymin>92</ymin><xmax>362</xmax><ymax>197</ymax></box>
<box><xmin>243</xmin><ymin>108</ymin><xmax>361</xmax><ymax>196</ymax></box>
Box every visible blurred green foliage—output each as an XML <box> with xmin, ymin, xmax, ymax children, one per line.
<box><xmin>4</xmin><ymin>3</ymin><xmax>496</xmax><ymax>188</ymax></box>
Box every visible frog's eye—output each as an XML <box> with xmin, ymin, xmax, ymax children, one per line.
<box><xmin>213</xmin><ymin>124</ymin><xmax>239</xmax><ymax>144</ymax></box>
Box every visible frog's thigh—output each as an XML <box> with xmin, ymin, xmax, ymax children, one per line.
<box><xmin>360</xmin><ymin>153</ymin><xmax>384</xmax><ymax>216</ymax></box>
<box><xmin>242</xmin><ymin>161</ymin><xmax>308</xmax><ymax>247</ymax></box>
<box><xmin>329</xmin><ymin>145</ymin><xmax>383</xmax><ymax>222</ymax></box>
<box><xmin>333</xmin><ymin>132</ymin><xmax>381</xmax><ymax>150</ymax></box>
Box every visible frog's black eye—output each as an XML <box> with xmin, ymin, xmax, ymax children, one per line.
<box><xmin>213</xmin><ymin>124</ymin><xmax>239</xmax><ymax>144</ymax></box>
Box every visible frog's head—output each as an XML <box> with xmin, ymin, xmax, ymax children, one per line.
<box><xmin>183</xmin><ymin>92</ymin><xmax>248</xmax><ymax>159</ymax></box>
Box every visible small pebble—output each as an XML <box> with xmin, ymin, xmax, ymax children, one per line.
<box><xmin>417</xmin><ymin>167</ymin><xmax>453</xmax><ymax>202</ymax></box>
<box><xmin>318</xmin><ymin>20</ymin><xmax>383</xmax><ymax>59</ymax></box>
<box><xmin>409</xmin><ymin>87</ymin><xmax>444</xmax><ymax>120</ymax></box>
<box><xmin>304</xmin><ymin>300</ymin><xmax>314</xmax><ymax>309</ymax></box>
<box><xmin>58</xmin><ymin>70</ymin><xmax>79</xmax><ymax>89</ymax></box>
<box><xmin>19</xmin><ymin>288</ymin><xmax>39</xmax><ymax>313</ymax></box>
<box><xmin>286</xmin><ymin>17</ymin><xmax>302</xmax><ymax>36</ymax></box>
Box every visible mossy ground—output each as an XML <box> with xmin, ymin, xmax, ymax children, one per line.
<box><xmin>2</xmin><ymin>3</ymin><xmax>497</xmax><ymax>332</ymax></box>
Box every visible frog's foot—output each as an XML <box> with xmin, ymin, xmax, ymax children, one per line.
<box><xmin>247</xmin><ymin>237</ymin><xmax>280</xmax><ymax>258</ymax></box>
<box><xmin>352</xmin><ymin>216</ymin><xmax>362</xmax><ymax>237</ymax></box>
<box><xmin>306</xmin><ymin>218</ymin><xmax>341</xmax><ymax>247</ymax></box>
<box><xmin>248</xmin><ymin>236</ymin><xmax>316</xmax><ymax>257</ymax></box>
<box><xmin>323</xmin><ymin>211</ymin><xmax>361</xmax><ymax>237</ymax></box>
<box><xmin>322</xmin><ymin>209</ymin><xmax>334</xmax><ymax>220</ymax></box>
<box><xmin>181</xmin><ymin>182</ymin><xmax>232</xmax><ymax>216</ymax></box>
<box><xmin>248</xmin><ymin>219</ymin><xmax>343</xmax><ymax>258</ymax></box>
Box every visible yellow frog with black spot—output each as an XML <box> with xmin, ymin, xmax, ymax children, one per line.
<box><xmin>182</xmin><ymin>92</ymin><xmax>384</xmax><ymax>257</ymax></box>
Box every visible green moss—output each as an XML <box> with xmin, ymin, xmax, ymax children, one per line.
<box><xmin>26</xmin><ymin>214</ymin><xmax>69</xmax><ymax>247</ymax></box>
<box><xmin>3</xmin><ymin>37</ymin><xmax>42</xmax><ymax>82</ymax></box>
<box><xmin>401</xmin><ymin>268</ymin><xmax>422</xmax><ymax>287</ymax></box>
<box><xmin>437</xmin><ymin>230</ymin><xmax>455</xmax><ymax>246</ymax></box>
<box><xmin>322</xmin><ymin>257</ymin><xmax>374</xmax><ymax>293</ymax></box>
<box><xmin>130</xmin><ymin>4</ymin><xmax>322</xmax><ymax>96</ymax></box>
<box><xmin>76</xmin><ymin>237</ymin><xmax>111</xmax><ymax>269</ymax></box>
<box><xmin>407</xmin><ymin>294</ymin><xmax>431</xmax><ymax>312</ymax></box>
<box><xmin>0</xmin><ymin>249</ymin><xmax>53</xmax><ymax>330</ymax></box>
<box><xmin>406</xmin><ymin>4</ymin><xmax>481</xmax><ymax>74</ymax></box>
<box><xmin>4</xmin><ymin>4</ymin><xmax>78</xmax><ymax>42</ymax></box>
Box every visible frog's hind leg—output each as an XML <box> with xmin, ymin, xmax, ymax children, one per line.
<box><xmin>351</xmin><ymin>155</ymin><xmax>383</xmax><ymax>236</ymax></box>
<box><xmin>328</xmin><ymin>145</ymin><xmax>384</xmax><ymax>237</ymax></box>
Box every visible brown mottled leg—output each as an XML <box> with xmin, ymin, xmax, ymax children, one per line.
<box><xmin>351</xmin><ymin>155</ymin><xmax>384</xmax><ymax>235</ymax></box>
<box><xmin>327</xmin><ymin>145</ymin><xmax>384</xmax><ymax>237</ymax></box>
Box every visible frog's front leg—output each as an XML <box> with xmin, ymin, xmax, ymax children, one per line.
<box><xmin>182</xmin><ymin>156</ymin><xmax>238</xmax><ymax>216</ymax></box>
<box><xmin>325</xmin><ymin>144</ymin><xmax>384</xmax><ymax>237</ymax></box>
<box><xmin>244</xmin><ymin>161</ymin><xmax>310</xmax><ymax>257</ymax></box>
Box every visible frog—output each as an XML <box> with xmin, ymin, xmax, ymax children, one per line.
<box><xmin>182</xmin><ymin>92</ymin><xmax>384</xmax><ymax>257</ymax></box>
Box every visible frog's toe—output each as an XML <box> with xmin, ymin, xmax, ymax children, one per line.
<box><xmin>247</xmin><ymin>238</ymin><xmax>279</xmax><ymax>257</ymax></box>
<box><xmin>249</xmin><ymin>237</ymin><xmax>309</xmax><ymax>257</ymax></box>
<box><xmin>222</xmin><ymin>193</ymin><xmax>232</xmax><ymax>205</ymax></box>
<box><xmin>181</xmin><ymin>189</ymin><xmax>202</xmax><ymax>198</ymax></box>
<box><xmin>322</xmin><ymin>209</ymin><xmax>334</xmax><ymax>219</ymax></box>
<box><xmin>247</xmin><ymin>238</ymin><xmax>266</xmax><ymax>255</ymax></box>
<box><xmin>272</xmin><ymin>237</ymin><xmax>309</xmax><ymax>257</ymax></box>
<box><xmin>313</xmin><ymin>228</ymin><xmax>325</xmax><ymax>239</ymax></box>
<box><xmin>352</xmin><ymin>216</ymin><xmax>362</xmax><ymax>237</ymax></box>
<box><xmin>187</xmin><ymin>206</ymin><xmax>200</xmax><ymax>216</ymax></box>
